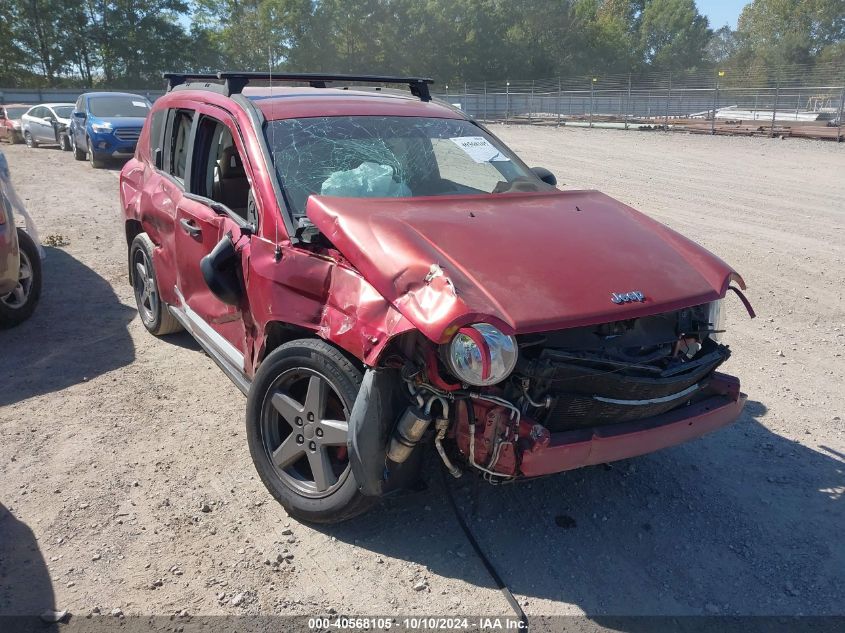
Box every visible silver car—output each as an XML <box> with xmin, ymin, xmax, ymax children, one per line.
<box><xmin>21</xmin><ymin>103</ymin><xmax>74</xmax><ymax>151</ymax></box>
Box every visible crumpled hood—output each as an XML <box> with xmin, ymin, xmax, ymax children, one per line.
<box><xmin>306</xmin><ymin>190</ymin><xmax>743</xmax><ymax>343</ymax></box>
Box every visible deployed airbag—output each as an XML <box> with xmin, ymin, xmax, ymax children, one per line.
<box><xmin>321</xmin><ymin>162</ymin><xmax>411</xmax><ymax>198</ymax></box>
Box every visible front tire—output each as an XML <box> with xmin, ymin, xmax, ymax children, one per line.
<box><xmin>129</xmin><ymin>233</ymin><xmax>182</xmax><ymax>336</ymax></box>
<box><xmin>72</xmin><ymin>134</ymin><xmax>85</xmax><ymax>160</ymax></box>
<box><xmin>246</xmin><ymin>339</ymin><xmax>374</xmax><ymax>523</ymax></box>
<box><xmin>87</xmin><ymin>138</ymin><xmax>105</xmax><ymax>168</ymax></box>
<box><xmin>60</xmin><ymin>134</ymin><xmax>71</xmax><ymax>151</ymax></box>
<box><xmin>24</xmin><ymin>132</ymin><xmax>37</xmax><ymax>148</ymax></box>
<box><xmin>0</xmin><ymin>230</ymin><xmax>42</xmax><ymax>328</ymax></box>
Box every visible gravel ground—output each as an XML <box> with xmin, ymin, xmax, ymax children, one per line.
<box><xmin>0</xmin><ymin>128</ymin><xmax>843</xmax><ymax>627</ymax></box>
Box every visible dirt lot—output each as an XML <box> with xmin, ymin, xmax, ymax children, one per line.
<box><xmin>1</xmin><ymin>128</ymin><xmax>843</xmax><ymax>627</ymax></box>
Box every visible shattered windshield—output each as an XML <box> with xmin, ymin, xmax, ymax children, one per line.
<box><xmin>263</xmin><ymin>116</ymin><xmax>549</xmax><ymax>217</ymax></box>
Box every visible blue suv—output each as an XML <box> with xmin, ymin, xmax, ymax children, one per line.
<box><xmin>70</xmin><ymin>92</ymin><xmax>152</xmax><ymax>168</ymax></box>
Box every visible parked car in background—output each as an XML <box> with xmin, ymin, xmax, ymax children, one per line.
<box><xmin>0</xmin><ymin>150</ymin><xmax>42</xmax><ymax>328</ymax></box>
<box><xmin>21</xmin><ymin>103</ymin><xmax>74</xmax><ymax>150</ymax></box>
<box><xmin>70</xmin><ymin>92</ymin><xmax>151</xmax><ymax>168</ymax></box>
<box><xmin>0</xmin><ymin>105</ymin><xmax>29</xmax><ymax>144</ymax></box>
<box><xmin>120</xmin><ymin>72</ymin><xmax>754</xmax><ymax>523</ymax></box>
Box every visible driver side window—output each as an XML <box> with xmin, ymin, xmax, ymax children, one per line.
<box><xmin>190</xmin><ymin>115</ymin><xmax>254</xmax><ymax>226</ymax></box>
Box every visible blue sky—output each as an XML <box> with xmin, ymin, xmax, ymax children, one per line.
<box><xmin>697</xmin><ymin>0</ymin><xmax>750</xmax><ymax>29</ymax></box>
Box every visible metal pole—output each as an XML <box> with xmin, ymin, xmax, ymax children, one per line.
<box><xmin>530</xmin><ymin>80</ymin><xmax>534</xmax><ymax>122</ymax></box>
<box><xmin>770</xmin><ymin>81</ymin><xmax>780</xmax><ymax>137</ymax></box>
<box><xmin>555</xmin><ymin>78</ymin><xmax>561</xmax><ymax>126</ymax></box>
<box><xmin>483</xmin><ymin>81</ymin><xmax>487</xmax><ymax>122</ymax></box>
<box><xmin>795</xmin><ymin>88</ymin><xmax>800</xmax><ymax>120</ymax></box>
<box><xmin>664</xmin><ymin>71</ymin><xmax>671</xmax><ymax>131</ymax></box>
<box><xmin>836</xmin><ymin>86</ymin><xmax>844</xmax><ymax>142</ymax></box>
<box><xmin>753</xmin><ymin>91</ymin><xmax>758</xmax><ymax>121</ymax></box>
<box><xmin>624</xmin><ymin>74</ymin><xmax>631</xmax><ymax>130</ymax></box>
<box><xmin>589</xmin><ymin>78</ymin><xmax>594</xmax><ymax>128</ymax></box>
<box><xmin>711</xmin><ymin>73</ymin><xmax>719</xmax><ymax>135</ymax></box>
<box><xmin>506</xmin><ymin>82</ymin><xmax>510</xmax><ymax>124</ymax></box>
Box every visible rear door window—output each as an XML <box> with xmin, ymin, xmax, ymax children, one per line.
<box><xmin>165</xmin><ymin>109</ymin><xmax>194</xmax><ymax>184</ymax></box>
<box><xmin>148</xmin><ymin>109</ymin><xmax>165</xmax><ymax>167</ymax></box>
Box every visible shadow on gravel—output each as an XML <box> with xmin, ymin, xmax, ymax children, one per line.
<box><xmin>0</xmin><ymin>246</ymin><xmax>135</xmax><ymax>406</ymax></box>
<box><xmin>325</xmin><ymin>400</ymin><xmax>844</xmax><ymax>621</ymax></box>
<box><xmin>0</xmin><ymin>504</ymin><xmax>59</xmax><ymax>630</ymax></box>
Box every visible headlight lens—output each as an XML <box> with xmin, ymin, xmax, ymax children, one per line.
<box><xmin>91</xmin><ymin>122</ymin><xmax>112</xmax><ymax>133</ymax></box>
<box><xmin>445</xmin><ymin>323</ymin><xmax>518</xmax><ymax>386</ymax></box>
<box><xmin>707</xmin><ymin>299</ymin><xmax>725</xmax><ymax>342</ymax></box>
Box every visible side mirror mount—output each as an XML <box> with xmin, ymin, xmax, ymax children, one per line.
<box><xmin>531</xmin><ymin>166</ymin><xmax>557</xmax><ymax>186</ymax></box>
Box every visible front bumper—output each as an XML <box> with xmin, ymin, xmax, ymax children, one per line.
<box><xmin>519</xmin><ymin>373</ymin><xmax>745</xmax><ymax>477</ymax></box>
<box><xmin>89</xmin><ymin>133</ymin><xmax>136</xmax><ymax>157</ymax></box>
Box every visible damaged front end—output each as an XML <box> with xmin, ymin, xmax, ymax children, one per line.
<box><xmin>350</xmin><ymin>299</ymin><xmax>750</xmax><ymax>494</ymax></box>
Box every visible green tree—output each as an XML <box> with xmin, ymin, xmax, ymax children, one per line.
<box><xmin>706</xmin><ymin>25</ymin><xmax>740</xmax><ymax>65</ymax></box>
<box><xmin>736</xmin><ymin>0</ymin><xmax>845</xmax><ymax>68</ymax></box>
<box><xmin>7</xmin><ymin>0</ymin><xmax>80</xmax><ymax>85</ymax></box>
<box><xmin>639</xmin><ymin>0</ymin><xmax>710</xmax><ymax>70</ymax></box>
<box><xmin>193</xmin><ymin>0</ymin><xmax>312</xmax><ymax>70</ymax></box>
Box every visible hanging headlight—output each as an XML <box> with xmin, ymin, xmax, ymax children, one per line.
<box><xmin>443</xmin><ymin>323</ymin><xmax>518</xmax><ymax>386</ymax></box>
<box><xmin>707</xmin><ymin>299</ymin><xmax>725</xmax><ymax>342</ymax></box>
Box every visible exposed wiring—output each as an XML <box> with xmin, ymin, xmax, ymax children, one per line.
<box><xmin>439</xmin><ymin>466</ymin><xmax>529</xmax><ymax>631</ymax></box>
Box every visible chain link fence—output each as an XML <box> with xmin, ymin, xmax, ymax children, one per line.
<box><xmin>3</xmin><ymin>61</ymin><xmax>843</xmax><ymax>141</ymax></box>
<box><xmin>435</xmin><ymin>61</ymin><xmax>845</xmax><ymax>141</ymax></box>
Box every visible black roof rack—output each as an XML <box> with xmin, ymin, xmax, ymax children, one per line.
<box><xmin>163</xmin><ymin>71</ymin><xmax>434</xmax><ymax>101</ymax></box>
<box><xmin>163</xmin><ymin>72</ymin><xmax>221</xmax><ymax>90</ymax></box>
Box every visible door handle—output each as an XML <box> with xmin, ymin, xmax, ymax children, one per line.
<box><xmin>180</xmin><ymin>218</ymin><xmax>202</xmax><ymax>236</ymax></box>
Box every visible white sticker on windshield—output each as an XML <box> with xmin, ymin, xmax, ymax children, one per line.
<box><xmin>449</xmin><ymin>136</ymin><xmax>509</xmax><ymax>163</ymax></box>
<box><xmin>132</xmin><ymin>101</ymin><xmax>148</xmax><ymax>108</ymax></box>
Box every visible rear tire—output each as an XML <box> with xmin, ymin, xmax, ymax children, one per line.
<box><xmin>0</xmin><ymin>230</ymin><xmax>42</xmax><ymax>328</ymax></box>
<box><xmin>246</xmin><ymin>339</ymin><xmax>374</xmax><ymax>524</ymax></box>
<box><xmin>129</xmin><ymin>233</ymin><xmax>182</xmax><ymax>336</ymax></box>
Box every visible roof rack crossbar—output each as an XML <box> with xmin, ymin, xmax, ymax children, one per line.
<box><xmin>164</xmin><ymin>71</ymin><xmax>434</xmax><ymax>101</ymax></box>
<box><xmin>163</xmin><ymin>72</ymin><xmax>222</xmax><ymax>91</ymax></box>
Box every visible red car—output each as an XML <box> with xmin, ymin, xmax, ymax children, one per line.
<box><xmin>0</xmin><ymin>104</ymin><xmax>29</xmax><ymax>144</ymax></box>
<box><xmin>120</xmin><ymin>72</ymin><xmax>754</xmax><ymax>523</ymax></box>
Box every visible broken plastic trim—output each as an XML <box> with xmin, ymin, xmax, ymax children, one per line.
<box><xmin>593</xmin><ymin>382</ymin><xmax>701</xmax><ymax>406</ymax></box>
<box><xmin>728</xmin><ymin>285</ymin><xmax>756</xmax><ymax>318</ymax></box>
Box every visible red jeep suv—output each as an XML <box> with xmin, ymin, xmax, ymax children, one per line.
<box><xmin>120</xmin><ymin>72</ymin><xmax>754</xmax><ymax>523</ymax></box>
